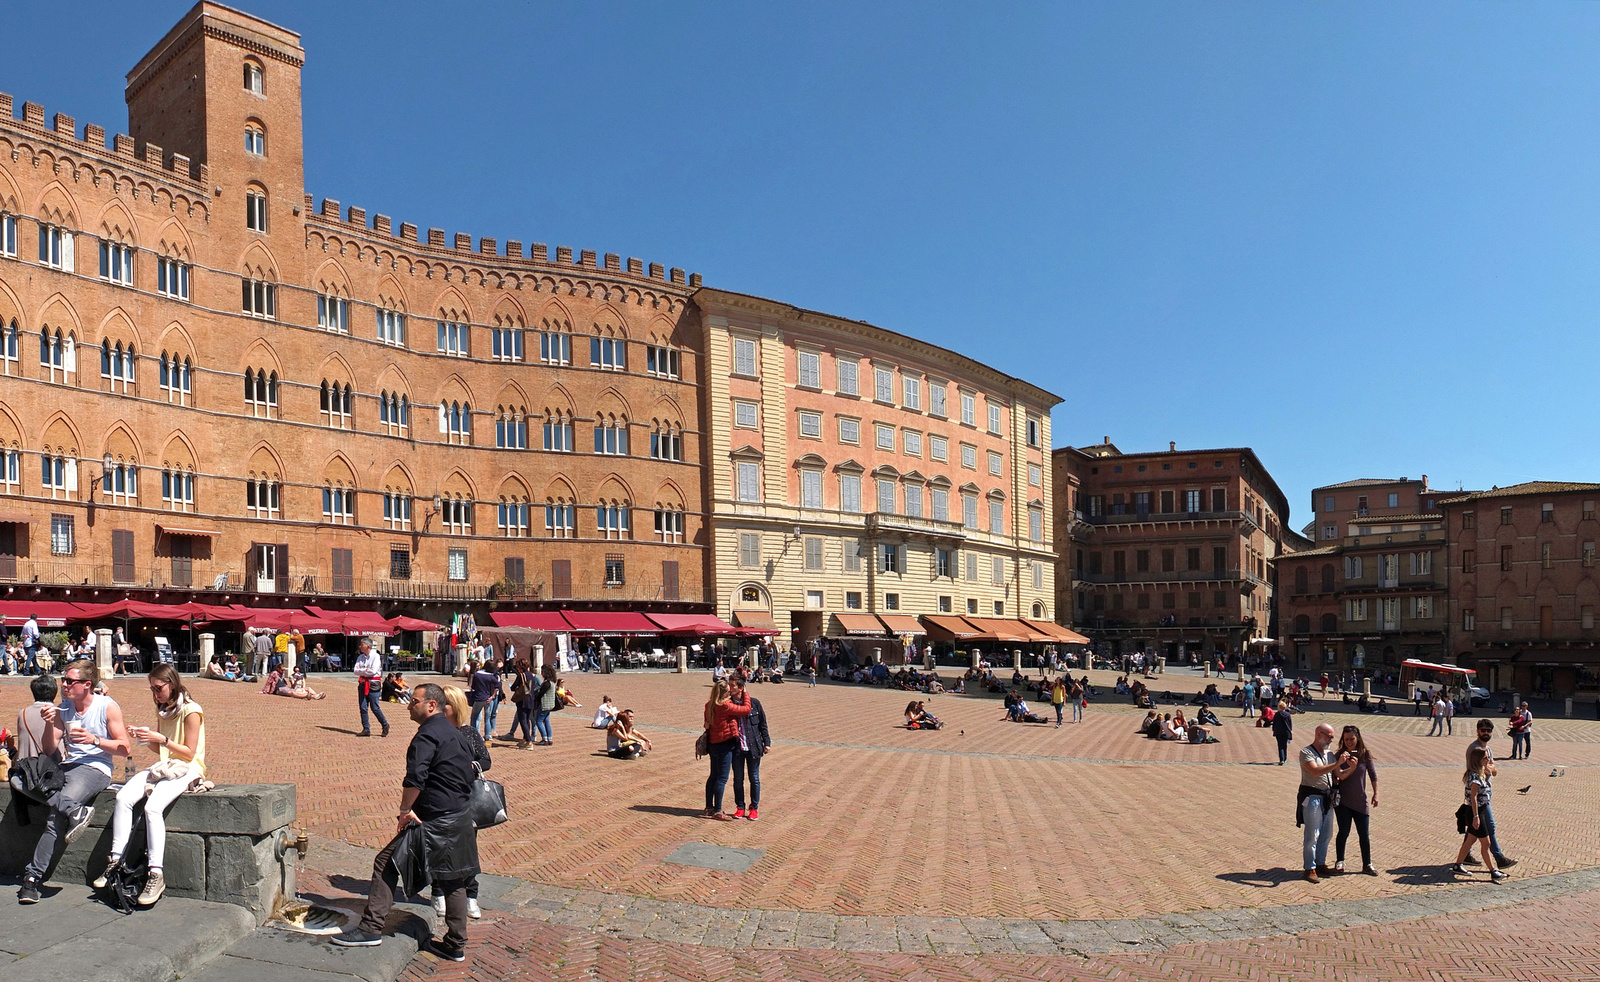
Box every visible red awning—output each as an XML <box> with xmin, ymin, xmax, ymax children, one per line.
<box><xmin>560</xmin><ymin>610</ymin><xmax>659</xmax><ymax>635</ymax></box>
<box><xmin>0</xmin><ymin>512</ymin><xmax>32</xmax><ymax>525</ymax></box>
<box><xmin>155</xmin><ymin>524</ymin><xmax>220</xmax><ymax>537</ymax></box>
<box><xmin>961</xmin><ymin>618</ymin><xmax>1034</xmax><ymax>643</ymax></box>
<box><xmin>388</xmin><ymin>615</ymin><xmax>443</xmax><ymax>632</ymax></box>
<box><xmin>491</xmin><ymin>611</ymin><xmax>575</xmax><ymax>631</ymax></box>
<box><xmin>832</xmin><ymin>613</ymin><xmax>887</xmax><ymax>636</ymax></box>
<box><xmin>876</xmin><ymin>614</ymin><xmax>926</xmax><ymax>636</ymax></box>
<box><xmin>0</xmin><ymin>600</ymin><xmax>85</xmax><ymax>627</ymax></box>
<box><xmin>304</xmin><ymin>606</ymin><xmax>395</xmax><ymax>636</ymax></box>
<box><xmin>644</xmin><ymin>613</ymin><xmax>740</xmax><ymax>635</ymax></box>
<box><xmin>731</xmin><ymin>610</ymin><xmax>780</xmax><ymax>634</ymax></box>
<box><xmin>921</xmin><ymin>615</ymin><xmax>983</xmax><ymax>640</ymax></box>
<box><xmin>70</xmin><ymin>600</ymin><xmax>195</xmax><ymax>621</ymax></box>
<box><xmin>1022</xmin><ymin>620</ymin><xmax>1091</xmax><ymax>644</ymax></box>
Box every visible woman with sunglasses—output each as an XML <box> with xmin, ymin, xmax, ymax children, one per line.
<box><xmin>1333</xmin><ymin>724</ymin><xmax>1379</xmax><ymax>875</ymax></box>
<box><xmin>94</xmin><ymin>664</ymin><xmax>206</xmax><ymax>906</ymax></box>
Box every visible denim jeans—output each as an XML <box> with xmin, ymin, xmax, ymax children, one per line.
<box><xmin>1276</xmin><ymin>736</ymin><xmax>1290</xmax><ymax>763</ymax></box>
<box><xmin>1334</xmin><ymin>805</ymin><xmax>1371</xmax><ymax>866</ymax></box>
<box><xmin>1053</xmin><ymin>702</ymin><xmax>1064</xmax><ymax>725</ymax></box>
<box><xmin>1480</xmin><ymin>799</ymin><xmax>1504</xmax><ymax>857</ymax></box>
<box><xmin>485</xmin><ymin>695</ymin><xmax>500</xmax><ymax>735</ymax></box>
<box><xmin>732</xmin><ymin>749</ymin><xmax>761</xmax><ymax>809</ymax></box>
<box><xmin>25</xmin><ymin>762</ymin><xmax>111</xmax><ymax>881</ymax></box>
<box><xmin>1301</xmin><ymin>794</ymin><xmax>1334</xmax><ymax>870</ymax></box>
<box><xmin>471</xmin><ymin>701</ymin><xmax>488</xmax><ymax>735</ymax></box>
<box><xmin>704</xmin><ymin>740</ymin><xmax>736</xmax><ymax>812</ymax></box>
<box><xmin>358</xmin><ymin>685</ymin><xmax>388</xmax><ymax>733</ymax></box>
<box><xmin>1512</xmin><ymin>732</ymin><xmax>1531</xmax><ymax>758</ymax></box>
<box><xmin>534</xmin><ymin>708</ymin><xmax>553</xmax><ymax>743</ymax></box>
<box><xmin>1428</xmin><ymin>717</ymin><xmax>1442</xmax><ymax>736</ymax></box>
<box><xmin>510</xmin><ymin>703</ymin><xmax>534</xmax><ymax>741</ymax></box>
<box><xmin>1071</xmin><ymin>701</ymin><xmax>1084</xmax><ymax>723</ymax></box>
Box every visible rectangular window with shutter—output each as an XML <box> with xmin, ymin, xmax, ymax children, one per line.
<box><xmin>111</xmin><ymin>529</ymin><xmax>135</xmax><ymax>583</ymax></box>
<box><xmin>804</xmin><ymin>537</ymin><xmax>823</xmax><ymax>570</ymax></box>
<box><xmin>733</xmin><ymin>337</ymin><xmax>757</xmax><ymax>376</ymax></box>
<box><xmin>331</xmin><ymin>547</ymin><xmax>353</xmax><ymax>593</ymax></box>
<box><xmin>736</xmin><ymin>462</ymin><xmax>760</xmax><ymax>502</ymax></box>
<box><xmin>740</xmin><ymin>533</ymin><xmax>761</xmax><ymax>568</ymax></box>
<box><xmin>662</xmin><ymin>561</ymin><xmax>680</xmax><ymax>601</ymax></box>
<box><xmin>170</xmin><ymin>537</ymin><xmax>192</xmax><ymax>587</ymax></box>
<box><xmin>504</xmin><ymin>557</ymin><xmax>525</xmax><ymax>586</ymax></box>
<box><xmin>551</xmin><ymin>559</ymin><xmax>572</xmax><ymax>599</ymax></box>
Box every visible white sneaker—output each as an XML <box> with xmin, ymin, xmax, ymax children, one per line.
<box><xmin>468</xmin><ymin>898</ymin><xmax>482</xmax><ymax>919</ymax></box>
<box><xmin>433</xmin><ymin>893</ymin><xmax>446</xmax><ymax>916</ymax></box>
<box><xmin>137</xmin><ymin>869</ymin><xmax>165</xmax><ymax>906</ymax></box>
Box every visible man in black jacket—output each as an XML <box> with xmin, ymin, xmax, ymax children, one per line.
<box><xmin>332</xmin><ymin>683</ymin><xmax>479</xmax><ymax>961</ymax></box>
<box><xmin>729</xmin><ymin>678</ymin><xmax>771</xmax><ymax>820</ymax></box>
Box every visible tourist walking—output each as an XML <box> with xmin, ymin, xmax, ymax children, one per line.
<box><xmin>438</xmin><ymin>686</ymin><xmax>489</xmax><ymax>920</ymax></box>
<box><xmin>95</xmin><ymin>665</ymin><xmax>207</xmax><ymax>906</ymax></box>
<box><xmin>1241</xmin><ymin>678</ymin><xmax>1257</xmax><ymax>718</ymax></box>
<box><xmin>703</xmin><ymin>679</ymin><xmax>751</xmax><ymax>820</ymax></box>
<box><xmin>1333</xmin><ymin>724</ymin><xmax>1378</xmax><ymax>875</ymax></box>
<box><xmin>354</xmin><ymin>637</ymin><xmax>389</xmax><ymax>738</ymax></box>
<box><xmin>1298</xmin><ymin>722</ymin><xmax>1355</xmax><ymax>883</ymax></box>
<box><xmin>731</xmin><ymin>680</ymin><xmax>771</xmax><ymax>820</ymax></box>
<box><xmin>533</xmin><ymin>665</ymin><xmax>558</xmax><ymax>746</ymax></box>
<box><xmin>21</xmin><ymin>612</ymin><xmax>39</xmax><ymax>675</ymax></box>
<box><xmin>1453</xmin><ymin>746</ymin><xmax>1508</xmax><ymax>882</ymax></box>
<box><xmin>1070</xmin><ymin>677</ymin><xmax>1086</xmax><ymax>724</ymax></box>
<box><xmin>1271</xmin><ymin>698</ymin><xmax>1293</xmax><ymax>765</ymax></box>
<box><xmin>1050</xmin><ymin>676</ymin><xmax>1066</xmax><ymax>727</ymax></box>
<box><xmin>1443</xmin><ymin>693</ymin><xmax>1455</xmax><ymax>736</ymax></box>
<box><xmin>506</xmin><ymin>656</ymin><xmax>536</xmax><ymax>747</ymax></box>
<box><xmin>332</xmin><ymin>683</ymin><xmax>479</xmax><ymax>961</ymax></box>
<box><xmin>467</xmin><ymin>660</ymin><xmax>498</xmax><ymax>740</ymax></box>
<box><xmin>18</xmin><ymin>660</ymin><xmax>131</xmax><ymax>904</ymax></box>
<box><xmin>1464</xmin><ymin>719</ymin><xmax>1517</xmax><ymax>868</ymax></box>
<box><xmin>1509</xmin><ymin>703</ymin><xmax>1532</xmax><ymax>759</ymax></box>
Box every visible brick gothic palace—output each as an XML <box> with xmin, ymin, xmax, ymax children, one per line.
<box><xmin>0</xmin><ymin>3</ymin><xmax>1060</xmax><ymax>636</ymax></box>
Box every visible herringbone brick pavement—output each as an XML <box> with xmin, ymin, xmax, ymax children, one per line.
<box><xmin>3</xmin><ymin>670</ymin><xmax>1596</xmax><ymax>924</ymax></box>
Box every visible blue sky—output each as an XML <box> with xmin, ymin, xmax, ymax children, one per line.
<box><xmin>7</xmin><ymin>1</ymin><xmax>1599</xmax><ymax>527</ymax></box>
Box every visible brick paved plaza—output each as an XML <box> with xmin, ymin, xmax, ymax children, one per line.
<box><xmin>5</xmin><ymin>669</ymin><xmax>1599</xmax><ymax>980</ymax></box>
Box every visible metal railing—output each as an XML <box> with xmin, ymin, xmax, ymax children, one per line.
<box><xmin>1077</xmin><ymin>568</ymin><xmax>1244</xmax><ymax>585</ymax></box>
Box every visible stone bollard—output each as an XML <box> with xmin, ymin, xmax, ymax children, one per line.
<box><xmin>970</xmin><ymin>649</ymin><xmax>981</xmax><ymax>671</ymax></box>
<box><xmin>746</xmin><ymin>646</ymin><xmax>760</xmax><ymax>671</ymax></box>
<box><xmin>873</xmin><ymin>647</ymin><xmax>883</xmax><ymax>666</ymax></box>
<box><xmin>1157</xmin><ymin>657</ymin><xmax>1166</xmax><ymax>674</ymax></box>
<box><xmin>534</xmin><ymin>644</ymin><xmax>545</xmax><ymax>673</ymax></box>
<box><xmin>1363</xmin><ymin>677</ymin><xmax>1372</xmax><ymax>697</ymax></box>
<box><xmin>1512</xmin><ymin>691</ymin><xmax>1520</xmax><ymax>708</ymax></box>
<box><xmin>1565</xmin><ymin>697</ymin><xmax>1573</xmax><ymax>718</ymax></box>
<box><xmin>95</xmin><ymin>628</ymin><xmax>113</xmax><ymax>678</ymax></box>
<box><xmin>1013</xmin><ymin>648</ymin><xmax>1023</xmax><ymax>672</ymax></box>
<box><xmin>675</xmin><ymin>645</ymin><xmax>688</xmax><ymax>673</ymax></box>
<box><xmin>451</xmin><ymin>644</ymin><xmax>467</xmax><ymax>676</ymax></box>
<box><xmin>1236</xmin><ymin>664</ymin><xmax>1244</xmax><ymax>681</ymax></box>
<box><xmin>199</xmin><ymin>633</ymin><xmax>216</xmax><ymax>674</ymax></box>
<box><xmin>284</xmin><ymin>640</ymin><xmax>297</xmax><ymax>676</ymax></box>
<box><xmin>1204</xmin><ymin>662</ymin><xmax>1211</xmax><ymax>678</ymax></box>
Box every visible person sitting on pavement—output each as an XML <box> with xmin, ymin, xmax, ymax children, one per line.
<box><xmin>1140</xmin><ymin>710</ymin><xmax>1161</xmax><ymax>737</ymax></box>
<box><xmin>332</xmin><ymin>683</ymin><xmax>479</xmax><ymax>959</ymax></box>
<box><xmin>93</xmin><ymin>665</ymin><xmax>206</xmax><ymax>907</ymax></box>
<box><xmin>17</xmin><ymin>660</ymin><xmax>131</xmax><ymax>904</ymax></box>
<box><xmin>382</xmin><ymin>672</ymin><xmax>412</xmax><ymax>705</ymax></box>
<box><xmin>905</xmin><ymin>701</ymin><xmax>941</xmax><ymax>729</ymax></box>
<box><xmin>1158</xmin><ymin>713</ymin><xmax>1182</xmax><ymax>740</ymax></box>
<box><xmin>1196</xmin><ymin>705</ymin><xmax>1222</xmax><ymax>727</ymax></box>
<box><xmin>1187</xmin><ymin>717</ymin><xmax>1219</xmax><ymax>744</ymax></box>
<box><xmin>592</xmin><ymin>695</ymin><xmax>620</xmax><ymax>729</ymax></box>
<box><xmin>606</xmin><ymin>709</ymin><xmax>652</xmax><ymax>759</ymax></box>
<box><xmin>284</xmin><ymin>669</ymin><xmax>327</xmax><ymax>700</ymax></box>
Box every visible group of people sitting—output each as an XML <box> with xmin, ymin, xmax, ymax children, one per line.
<box><xmin>257</xmin><ymin>667</ymin><xmax>327</xmax><ymax>700</ymax></box>
<box><xmin>889</xmin><ymin>668</ymin><xmax>945</xmax><ymax>693</ymax></box>
<box><xmin>1343</xmin><ymin>691</ymin><xmax>1391</xmax><ymax>713</ymax></box>
<box><xmin>1140</xmin><ymin>708</ymin><xmax>1221</xmax><ymax>743</ymax></box>
<box><xmin>1002</xmin><ymin>690</ymin><xmax>1050</xmax><ymax>724</ymax></box>
<box><xmin>586</xmin><ymin>696</ymin><xmax>654</xmax><ymax>759</ymax></box>
<box><xmin>903</xmin><ymin>701</ymin><xmax>942</xmax><ymax>729</ymax></box>
<box><xmin>198</xmin><ymin>653</ymin><xmax>253</xmax><ymax>683</ymax></box>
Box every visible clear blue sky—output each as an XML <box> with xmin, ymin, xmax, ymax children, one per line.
<box><xmin>8</xmin><ymin>1</ymin><xmax>1599</xmax><ymax>526</ymax></box>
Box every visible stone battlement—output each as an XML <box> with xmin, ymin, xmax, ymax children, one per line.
<box><xmin>305</xmin><ymin>193</ymin><xmax>700</xmax><ymax>288</ymax></box>
<box><xmin>0</xmin><ymin>90</ymin><xmax>209</xmax><ymax>189</ymax></box>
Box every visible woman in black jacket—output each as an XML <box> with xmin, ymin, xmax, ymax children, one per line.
<box><xmin>731</xmin><ymin>690</ymin><xmax>771</xmax><ymax>821</ymax></box>
<box><xmin>441</xmin><ymin>686</ymin><xmax>490</xmax><ymax>920</ymax></box>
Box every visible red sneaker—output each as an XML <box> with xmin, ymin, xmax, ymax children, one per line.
<box><xmin>746</xmin><ymin>808</ymin><xmax>758</xmax><ymax>821</ymax></box>
<box><xmin>732</xmin><ymin>808</ymin><xmax>746</xmax><ymax>819</ymax></box>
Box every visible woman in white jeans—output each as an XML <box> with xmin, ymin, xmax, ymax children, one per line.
<box><xmin>93</xmin><ymin>664</ymin><xmax>206</xmax><ymax>906</ymax></box>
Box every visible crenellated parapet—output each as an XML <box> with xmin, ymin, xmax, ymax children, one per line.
<box><xmin>302</xmin><ymin>195</ymin><xmax>698</xmax><ymax>314</ymax></box>
<box><xmin>0</xmin><ymin>90</ymin><xmax>210</xmax><ymax>219</ymax></box>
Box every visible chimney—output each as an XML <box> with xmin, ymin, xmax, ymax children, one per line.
<box><xmin>1102</xmin><ymin>436</ymin><xmax>1109</xmax><ymax>445</ymax></box>
<box><xmin>1169</xmin><ymin>441</ymin><xmax>1176</xmax><ymax>452</ymax></box>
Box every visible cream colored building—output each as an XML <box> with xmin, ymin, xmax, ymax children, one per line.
<box><xmin>694</xmin><ymin>289</ymin><xmax>1062</xmax><ymax>644</ymax></box>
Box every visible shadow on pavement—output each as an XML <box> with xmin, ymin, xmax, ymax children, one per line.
<box><xmin>1384</xmin><ymin>864</ymin><xmax>1460</xmax><ymax>886</ymax></box>
<box><xmin>628</xmin><ymin>804</ymin><xmax>709</xmax><ymax>818</ymax></box>
<box><xmin>1215</xmin><ymin>868</ymin><xmax>1302</xmax><ymax>888</ymax></box>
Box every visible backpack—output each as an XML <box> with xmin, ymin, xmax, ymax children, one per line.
<box><xmin>99</xmin><ymin>813</ymin><xmax>149</xmax><ymax>913</ymax></box>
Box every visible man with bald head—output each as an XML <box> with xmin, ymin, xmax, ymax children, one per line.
<box><xmin>1298</xmin><ymin>721</ymin><xmax>1356</xmax><ymax>883</ymax></box>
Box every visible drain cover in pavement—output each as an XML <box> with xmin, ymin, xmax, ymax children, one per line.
<box><xmin>663</xmin><ymin>842</ymin><xmax>764</xmax><ymax>872</ymax></box>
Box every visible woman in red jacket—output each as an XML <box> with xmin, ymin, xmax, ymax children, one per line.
<box><xmin>704</xmin><ymin>678</ymin><xmax>752</xmax><ymax>820</ymax></box>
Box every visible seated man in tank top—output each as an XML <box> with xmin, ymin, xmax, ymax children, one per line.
<box><xmin>17</xmin><ymin>659</ymin><xmax>131</xmax><ymax>904</ymax></box>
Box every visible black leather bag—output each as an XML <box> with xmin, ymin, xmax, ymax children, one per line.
<box><xmin>9</xmin><ymin>753</ymin><xmax>65</xmax><ymax>804</ymax></box>
<box><xmin>469</xmin><ymin>768</ymin><xmax>507</xmax><ymax>829</ymax></box>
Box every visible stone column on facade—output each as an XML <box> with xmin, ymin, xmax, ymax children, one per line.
<box><xmin>199</xmin><ymin>633</ymin><xmax>215</xmax><ymax>674</ymax></box>
<box><xmin>94</xmin><ymin>628</ymin><xmax>113</xmax><ymax>678</ymax></box>
<box><xmin>675</xmin><ymin>646</ymin><xmax>688</xmax><ymax>674</ymax></box>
